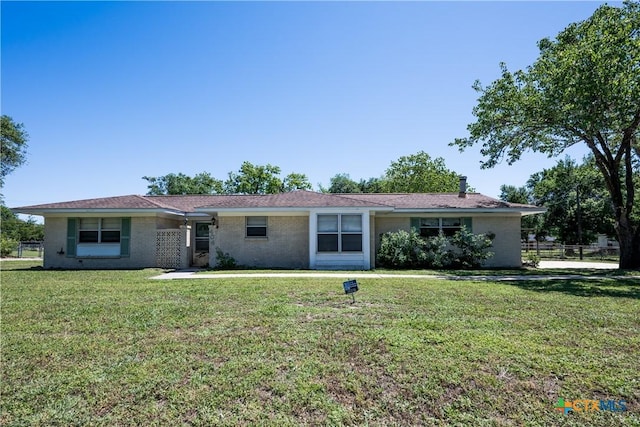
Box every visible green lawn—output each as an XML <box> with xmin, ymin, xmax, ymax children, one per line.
<box><xmin>2</xmin><ymin>261</ymin><xmax>639</xmax><ymax>426</ymax></box>
<box><xmin>3</xmin><ymin>248</ymin><xmax>43</xmax><ymax>259</ymax></box>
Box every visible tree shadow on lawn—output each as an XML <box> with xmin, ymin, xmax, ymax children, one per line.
<box><xmin>0</xmin><ymin>264</ymin><xmax>155</xmax><ymax>273</ymax></box>
<box><xmin>506</xmin><ymin>278</ymin><xmax>640</xmax><ymax>299</ymax></box>
<box><xmin>426</xmin><ymin>267</ymin><xmax>636</xmax><ymax>278</ymax></box>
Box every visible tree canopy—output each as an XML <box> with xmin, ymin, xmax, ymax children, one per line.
<box><xmin>383</xmin><ymin>151</ymin><xmax>461</xmax><ymax>193</ymax></box>
<box><xmin>527</xmin><ymin>157</ymin><xmax>616</xmax><ymax>245</ymax></box>
<box><xmin>501</xmin><ymin>156</ymin><xmax>616</xmax><ymax>245</ymax></box>
<box><xmin>143</xmin><ymin>172</ymin><xmax>223</xmax><ymax>196</ymax></box>
<box><xmin>1</xmin><ymin>206</ymin><xmax>44</xmax><ymax>241</ymax></box>
<box><xmin>224</xmin><ymin>162</ymin><xmax>312</xmax><ymax>195</ymax></box>
<box><xmin>453</xmin><ymin>1</ymin><xmax>640</xmax><ymax>268</ymax></box>
<box><xmin>321</xmin><ymin>175</ymin><xmax>386</xmax><ymax>194</ymax></box>
<box><xmin>1</xmin><ymin>115</ymin><xmax>29</xmax><ymax>188</ymax></box>
<box><xmin>324</xmin><ymin>173</ymin><xmax>362</xmax><ymax>194</ymax></box>
<box><xmin>143</xmin><ymin>162</ymin><xmax>312</xmax><ymax>195</ymax></box>
<box><xmin>500</xmin><ymin>184</ymin><xmax>545</xmax><ymax>243</ymax></box>
<box><xmin>324</xmin><ymin>151</ymin><xmax>464</xmax><ymax>194</ymax></box>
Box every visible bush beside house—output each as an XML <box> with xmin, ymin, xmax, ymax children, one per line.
<box><xmin>377</xmin><ymin>226</ymin><xmax>495</xmax><ymax>269</ymax></box>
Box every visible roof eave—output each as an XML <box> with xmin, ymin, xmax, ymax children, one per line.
<box><xmin>195</xmin><ymin>206</ymin><xmax>394</xmax><ymax>214</ymax></box>
<box><xmin>390</xmin><ymin>207</ymin><xmax>546</xmax><ymax>215</ymax></box>
<box><xmin>11</xmin><ymin>208</ymin><xmax>187</xmax><ymax>217</ymax></box>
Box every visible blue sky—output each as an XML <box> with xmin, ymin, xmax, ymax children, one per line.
<box><xmin>2</xmin><ymin>1</ymin><xmax>608</xmax><ymax>210</ymax></box>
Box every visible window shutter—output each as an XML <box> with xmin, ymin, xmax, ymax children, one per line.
<box><xmin>463</xmin><ymin>217</ymin><xmax>473</xmax><ymax>232</ymax></box>
<box><xmin>120</xmin><ymin>218</ymin><xmax>131</xmax><ymax>257</ymax></box>
<box><xmin>410</xmin><ymin>218</ymin><xmax>420</xmax><ymax>231</ymax></box>
<box><xmin>66</xmin><ymin>218</ymin><xmax>77</xmax><ymax>257</ymax></box>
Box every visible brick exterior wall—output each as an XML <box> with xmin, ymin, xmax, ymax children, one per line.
<box><xmin>42</xmin><ymin>216</ymin><xmax>181</xmax><ymax>269</ymax></box>
<box><xmin>472</xmin><ymin>216</ymin><xmax>522</xmax><ymax>268</ymax></box>
<box><xmin>372</xmin><ymin>215</ymin><xmax>522</xmax><ymax>268</ymax></box>
<box><xmin>41</xmin><ymin>213</ymin><xmax>522</xmax><ymax>270</ymax></box>
<box><xmin>211</xmin><ymin>215</ymin><xmax>309</xmax><ymax>269</ymax></box>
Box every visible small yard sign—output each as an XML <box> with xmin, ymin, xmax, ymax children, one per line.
<box><xmin>343</xmin><ymin>279</ymin><xmax>358</xmax><ymax>304</ymax></box>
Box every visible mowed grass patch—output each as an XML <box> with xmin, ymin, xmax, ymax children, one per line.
<box><xmin>200</xmin><ymin>267</ymin><xmax>640</xmax><ymax>278</ymax></box>
<box><xmin>1</xmin><ymin>262</ymin><xmax>639</xmax><ymax>426</ymax></box>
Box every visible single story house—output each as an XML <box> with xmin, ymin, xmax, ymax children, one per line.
<box><xmin>13</xmin><ymin>185</ymin><xmax>544</xmax><ymax>270</ymax></box>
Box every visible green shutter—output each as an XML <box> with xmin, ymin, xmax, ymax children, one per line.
<box><xmin>66</xmin><ymin>218</ymin><xmax>77</xmax><ymax>257</ymax></box>
<box><xmin>120</xmin><ymin>218</ymin><xmax>131</xmax><ymax>257</ymax></box>
<box><xmin>410</xmin><ymin>218</ymin><xmax>420</xmax><ymax>231</ymax></box>
<box><xmin>462</xmin><ymin>217</ymin><xmax>473</xmax><ymax>232</ymax></box>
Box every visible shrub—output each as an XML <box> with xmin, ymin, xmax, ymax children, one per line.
<box><xmin>1</xmin><ymin>237</ymin><xmax>19</xmax><ymax>257</ymax></box>
<box><xmin>377</xmin><ymin>229</ymin><xmax>428</xmax><ymax>268</ymax></box>
<box><xmin>214</xmin><ymin>247</ymin><xmax>237</xmax><ymax>269</ymax></box>
<box><xmin>423</xmin><ymin>233</ymin><xmax>454</xmax><ymax>268</ymax></box>
<box><xmin>524</xmin><ymin>253</ymin><xmax>541</xmax><ymax>268</ymax></box>
<box><xmin>449</xmin><ymin>226</ymin><xmax>495</xmax><ymax>269</ymax></box>
<box><xmin>376</xmin><ymin>226</ymin><xmax>495</xmax><ymax>270</ymax></box>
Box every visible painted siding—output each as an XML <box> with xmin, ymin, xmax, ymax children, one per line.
<box><xmin>314</xmin><ymin>253</ymin><xmax>366</xmax><ymax>270</ymax></box>
<box><xmin>212</xmin><ymin>216</ymin><xmax>309</xmax><ymax>269</ymax></box>
<box><xmin>369</xmin><ymin>215</ymin><xmax>376</xmax><ymax>269</ymax></box>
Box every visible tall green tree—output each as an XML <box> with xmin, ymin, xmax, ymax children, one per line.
<box><xmin>144</xmin><ymin>162</ymin><xmax>312</xmax><ymax>195</ymax></box>
<box><xmin>383</xmin><ymin>151</ymin><xmax>461</xmax><ymax>193</ymax></box>
<box><xmin>324</xmin><ymin>152</ymin><xmax>465</xmax><ymax>194</ymax></box>
<box><xmin>281</xmin><ymin>172</ymin><xmax>313</xmax><ymax>193</ymax></box>
<box><xmin>143</xmin><ymin>172</ymin><xmax>223</xmax><ymax>195</ymax></box>
<box><xmin>499</xmin><ymin>184</ymin><xmax>545</xmax><ymax>243</ymax></box>
<box><xmin>526</xmin><ymin>157</ymin><xmax>616</xmax><ymax>245</ymax></box>
<box><xmin>323</xmin><ymin>173</ymin><xmax>361</xmax><ymax>193</ymax></box>
<box><xmin>224</xmin><ymin>161</ymin><xmax>311</xmax><ymax>194</ymax></box>
<box><xmin>322</xmin><ymin>174</ymin><xmax>386</xmax><ymax>193</ymax></box>
<box><xmin>452</xmin><ymin>1</ymin><xmax>640</xmax><ymax>268</ymax></box>
<box><xmin>358</xmin><ymin>177</ymin><xmax>386</xmax><ymax>193</ymax></box>
<box><xmin>1</xmin><ymin>115</ymin><xmax>29</xmax><ymax>188</ymax></box>
<box><xmin>499</xmin><ymin>185</ymin><xmax>530</xmax><ymax>205</ymax></box>
<box><xmin>501</xmin><ymin>157</ymin><xmax>615</xmax><ymax>245</ymax></box>
<box><xmin>224</xmin><ymin>162</ymin><xmax>282</xmax><ymax>194</ymax></box>
<box><xmin>1</xmin><ymin>206</ymin><xmax>44</xmax><ymax>241</ymax></box>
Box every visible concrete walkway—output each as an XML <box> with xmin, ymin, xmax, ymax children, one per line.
<box><xmin>538</xmin><ymin>260</ymin><xmax>619</xmax><ymax>269</ymax></box>
<box><xmin>151</xmin><ymin>261</ymin><xmax>632</xmax><ymax>281</ymax></box>
<box><xmin>2</xmin><ymin>258</ymin><xmax>632</xmax><ymax>281</ymax></box>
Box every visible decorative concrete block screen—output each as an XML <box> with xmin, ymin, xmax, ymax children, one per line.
<box><xmin>156</xmin><ymin>229</ymin><xmax>183</xmax><ymax>269</ymax></box>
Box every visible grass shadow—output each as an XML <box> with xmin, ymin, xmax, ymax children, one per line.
<box><xmin>7</xmin><ymin>265</ymin><xmax>45</xmax><ymax>272</ymax></box>
<box><xmin>506</xmin><ymin>278</ymin><xmax>640</xmax><ymax>299</ymax></box>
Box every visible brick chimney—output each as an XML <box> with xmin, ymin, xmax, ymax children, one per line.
<box><xmin>458</xmin><ymin>176</ymin><xmax>467</xmax><ymax>198</ymax></box>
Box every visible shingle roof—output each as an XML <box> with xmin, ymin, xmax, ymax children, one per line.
<box><xmin>13</xmin><ymin>190</ymin><xmax>541</xmax><ymax>214</ymax></box>
<box><xmin>188</xmin><ymin>191</ymin><xmax>391</xmax><ymax>209</ymax></box>
<box><xmin>12</xmin><ymin>195</ymin><xmax>174</xmax><ymax>210</ymax></box>
<box><xmin>340</xmin><ymin>193</ymin><xmax>521</xmax><ymax>209</ymax></box>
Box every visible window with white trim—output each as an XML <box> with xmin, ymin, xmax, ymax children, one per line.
<box><xmin>246</xmin><ymin>216</ymin><xmax>267</xmax><ymax>237</ymax></box>
<box><xmin>78</xmin><ymin>218</ymin><xmax>121</xmax><ymax>243</ymax></box>
<box><xmin>317</xmin><ymin>214</ymin><xmax>362</xmax><ymax>252</ymax></box>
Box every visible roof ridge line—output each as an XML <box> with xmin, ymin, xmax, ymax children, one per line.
<box><xmin>133</xmin><ymin>194</ymin><xmax>183</xmax><ymax>210</ymax></box>
<box><xmin>331</xmin><ymin>193</ymin><xmax>396</xmax><ymax>208</ymax></box>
